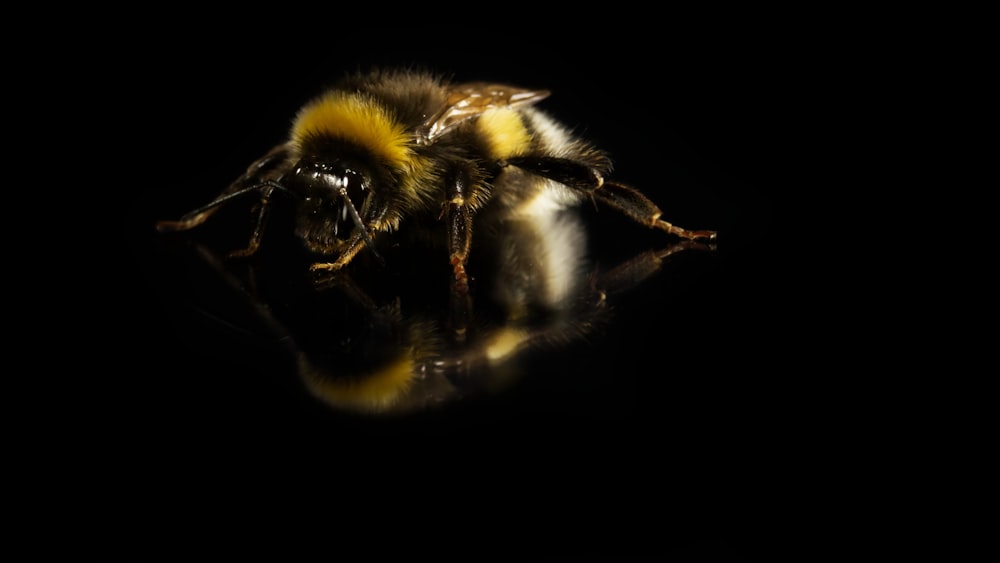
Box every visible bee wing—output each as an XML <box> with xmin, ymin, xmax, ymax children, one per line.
<box><xmin>418</xmin><ymin>82</ymin><xmax>550</xmax><ymax>143</ymax></box>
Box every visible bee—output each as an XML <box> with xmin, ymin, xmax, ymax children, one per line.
<box><xmin>157</xmin><ymin>68</ymin><xmax>716</xmax><ymax>339</ymax></box>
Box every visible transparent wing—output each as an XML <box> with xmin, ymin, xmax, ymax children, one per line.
<box><xmin>417</xmin><ymin>82</ymin><xmax>550</xmax><ymax>144</ymax></box>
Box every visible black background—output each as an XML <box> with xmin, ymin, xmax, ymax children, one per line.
<box><xmin>101</xmin><ymin>17</ymin><xmax>874</xmax><ymax>559</ymax></box>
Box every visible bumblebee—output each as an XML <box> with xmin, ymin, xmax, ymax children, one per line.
<box><xmin>158</xmin><ymin>68</ymin><xmax>716</xmax><ymax>342</ymax></box>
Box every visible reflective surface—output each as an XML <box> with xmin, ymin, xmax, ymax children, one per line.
<box><xmin>99</xmin><ymin>22</ymin><xmax>867</xmax><ymax>560</ymax></box>
<box><xmin>148</xmin><ymin>186</ymin><xmax>718</xmax><ymax>416</ymax></box>
<box><xmin>124</xmin><ymin>48</ymin><xmax>780</xmax><ymax>438</ymax></box>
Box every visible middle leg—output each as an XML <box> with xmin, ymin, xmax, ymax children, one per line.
<box><xmin>440</xmin><ymin>165</ymin><xmax>479</xmax><ymax>341</ymax></box>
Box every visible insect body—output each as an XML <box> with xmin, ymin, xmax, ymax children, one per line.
<box><xmin>157</xmin><ymin>68</ymin><xmax>716</xmax><ymax>337</ymax></box>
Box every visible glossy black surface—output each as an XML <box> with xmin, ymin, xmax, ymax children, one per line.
<box><xmin>111</xmin><ymin>27</ymin><xmax>845</xmax><ymax>558</ymax></box>
<box><xmin>132</xmin><ymin>73</ymin><xmax>749</xmax><ymax>425</ymax></box>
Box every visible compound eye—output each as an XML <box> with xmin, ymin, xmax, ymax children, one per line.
<box><xmin>306</xmin><ymin>164</ymin><xmax>371</xmax><ymax>240</ymax></box>
<box><xmin>334</xmin><ymin>167</ymin><xmax>360</xmax><ymax>191</ymax></box>
<box><xmin>333</xmin><ymin>167</ymin><xmax>369</xmax><ymax>211</ymax></box>
<box><xmin>295</xmin><ymin>161</ymin><xmax>370</xmax><ymax>203</ymax></box>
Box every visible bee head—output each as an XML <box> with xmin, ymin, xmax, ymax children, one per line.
<box><xmin>286</xmin><ymin>157</ymin><xmax>378</xmax><ymax>253</ymax></box>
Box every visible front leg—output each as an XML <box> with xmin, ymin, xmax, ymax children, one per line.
<box><xmin>156</xmin><ymin>182</ymin><xmax>280</xmax><ymax>259</ymax></box>
<box><xmin>157</xmin><ymin>144</ymin><xmax>294</xmax><ymax>255</ymax></box>
<box><xmin>227</xmin><ymin>184</ymin><xmax>275</xmax><ymax>258</ymax></box>
<box><xmin>310</xmin><ymin>206</ymin><xmax>389</xmax><ymax>277</ymax></box>
<box><xmin>309</xmin><ymin>230</ymin><xmax>370</xmax><ymax>274</ymax></box>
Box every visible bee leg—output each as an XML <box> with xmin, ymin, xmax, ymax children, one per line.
<box><xmin>590</xmin><ymin>239</ymin><xmax>713</xmax><ymax>304</ymax></box>
<box><xmin>309</xmin><ymin>233</ymin><xmax>367</xmax><ymax>274</ymax></box>
<box><xmin>227</xmin><ymin>185</ymin><xmax>275</xmax><ymax>258</ymax></box>
<box><xmin>156</xmin><ymin>189</ymin><xmax>271</xmax><ymax>258</ymax></box>
<box><xmin>157</xmin><ymin>180</ymin><xmax>286</xmax><ymax>259</ymax></box>
<box><xmin>593</xmin><ymin>182</ymin><xmax>717</xmax><ymax>241</ymax></box>
<box><xmin>311</xmin><ymin>206</ymin><xmax>390</xmax><ymax>278</ymax></box>
<box><xmin>441</xmin><ymin>169</ymin><xmax>476</xmax><ymax>342</ymax></box>
<box><xmin>505</xmin><ymin>156</ymin><xmax>716</xmax><ymax>241</ymax></box>
<box><xmin>156</xmin><ymin>207</ymin><xmax>219</xmax><ymax>233</ymax></box>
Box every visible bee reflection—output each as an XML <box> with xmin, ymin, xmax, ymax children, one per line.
<box><xmin>159</xmin><ymin>191</ymin><xmax>709</xmax><ymax>415</ymax></box>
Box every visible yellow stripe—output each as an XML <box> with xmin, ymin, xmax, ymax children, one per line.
<box><xmin>476</xmin><ymin>107</ymin><xmax>531</xmax><ymax>159</ymax></box>
<box><xmin>484</xmin><ymin>327</ymin><xmax>531</xmax><ymax>362</ymax></box>
<box><xmin>300</xmin><ymin>353</ymin><xmax>416</xmax><ymax>412</ymax></box>
<box><xmin>291</xmin><ymin>92</ymin><xmax>411</xmax><ymax>169</ymax></box>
